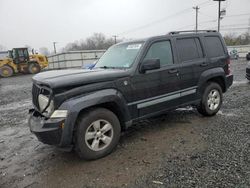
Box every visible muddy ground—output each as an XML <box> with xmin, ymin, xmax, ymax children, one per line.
<box><xmin>0</xmin><ymin>60</ymin><xmax>249</xmax><ymax>188</ymax></box>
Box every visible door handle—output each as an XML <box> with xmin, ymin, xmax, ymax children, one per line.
<box><xmin>200</xmin><ymin>62</ymin><xmax>208</xmax><ymax>67</ymax></box>
<box><xmin>168</xmin><ymin>69</ymin><xmax>178</xmax><ymax>74</ymax></box>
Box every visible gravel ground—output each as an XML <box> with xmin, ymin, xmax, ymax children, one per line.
<box><xmin>0</xmin><ymin>60</ymin><xmax>249</xmax><ymax>188</ymax></box>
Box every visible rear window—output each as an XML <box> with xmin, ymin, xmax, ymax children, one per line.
<box><xmin>204</xmin><ymin>36</ymin><xmax>225</xmax><ymax>58</ymax></box>
<box><xmin>176</xmin><ymin>38</ymin><xmax>203</xmax><ymax>62</ymax></box>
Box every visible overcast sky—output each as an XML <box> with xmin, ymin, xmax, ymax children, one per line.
<box><xmin>0</xmin><ymin>0</ymin><xmax>250</xmax><ymax>52</ymax></box>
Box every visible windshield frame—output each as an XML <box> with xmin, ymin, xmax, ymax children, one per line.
<box><xmin>95</xmin><ymin>41</ymin><xmax>145</xmax><ymax>69</ymax></box>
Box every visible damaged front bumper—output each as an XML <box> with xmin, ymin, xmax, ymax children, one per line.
<box><xmin>28</xmin><ymin>109</ymin><xmax>64</xmax><ymax>145</ymax></box>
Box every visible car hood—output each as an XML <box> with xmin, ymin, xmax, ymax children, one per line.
<box><xmin>32</xmin><ymin>68</ymin><xmax>130</xmax><ymax>89</ymax></box>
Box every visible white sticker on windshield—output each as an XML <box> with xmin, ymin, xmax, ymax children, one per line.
<box><xmin>126</xmin><ymin>44</ymin><xmax>142</xmax><ymax>50</ymax></box>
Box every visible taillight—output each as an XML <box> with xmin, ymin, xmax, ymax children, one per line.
<box><xmin>226</xmin><ymin>58</ymin><xmax>231</xmax><ymax>75</ymax></box>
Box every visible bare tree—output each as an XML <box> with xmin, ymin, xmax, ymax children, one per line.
<box><xmin>64</xmin><ymin>33</ymin><xmax>121</xmax><ymax>51</ymax></box>
<box><xmin>224</xmin><ymin>32</ymin><xmax>250</xmax><ymax>46</ymax></box>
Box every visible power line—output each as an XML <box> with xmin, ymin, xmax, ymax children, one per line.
<box><xmin>225</xmin><ymin>13</ymin><xmax>250</xmax><ymax>18</ymax></box>
<box><xmin>176</xmin><ymin>19</ymin><xmax>217</xmax><ymax>30</ymax></box>
<box><xmin>118</xmin><ymin>0</ymin><xmax>213</xmax><ymax>36</ymax></box>
<box><xmin>209</xmin><ymin>26</ymin><xmax>250</xmax><ymax>30</ymax></box>
<box><xmin>199</xmin><ymin>11</ymin><xmax>216</xmax><ymax>19</ymax></box>
<box><xmin>220</xmin><ymin>27</ymin><xmax>250</xmax><ymax>30</ymax></box>
<box><xmin>118</xmin><ymin>8</ymin><xmax>191</xmax><ymax>36</ymax></box>
<box><xmin>220</xmin><ymin>23</ymin><xmax>249</xmax><ymax>27</ymax></box>
<box><xmin>197</xmin><ymin>0</ymin><xmax>211</xmax><ymax>6</ymax></box>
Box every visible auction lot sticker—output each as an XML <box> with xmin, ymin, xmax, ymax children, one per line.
<box><xmin>127</xmin><ymin>44</ymin><xmax>142</xmax><ymax>50</ymax></box>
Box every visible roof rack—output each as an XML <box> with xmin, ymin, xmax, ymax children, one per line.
<box><xmin>168</xmin><ymin>30</ymin><xmax>217</xmax><ymax>35</ymax></box>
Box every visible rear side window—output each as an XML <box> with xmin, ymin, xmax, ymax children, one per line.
<box><xmin>176</xmin><ymin>38</ymin><xmax>203</xmax><ymax>62</ymax></box>
<box><xmin>144</xmin><ymin>40</ymin><xmax>173</xmax><ymax>66</ymax></box>
<box><xmin>204</xmin><ymin>36</ymin><xmax>225</xmax><ymax>58</ymax></box>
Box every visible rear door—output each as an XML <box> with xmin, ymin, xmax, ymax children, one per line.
<box><xmin>175</xmin><ymin>36</ymin><xmax>206</xmax><ymax>103</ymax></box>
<box><xmin>202</xmin><ymin>35</ymin><xmax>228</xmax><ymax>72</ymax></box>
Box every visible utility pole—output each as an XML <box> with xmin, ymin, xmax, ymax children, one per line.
<box><xmin>112</xmin><ymin>35</ymin><xmax>118</xmax><ymax>44</ymax></box>
<box><xmin>248</xmin><ymin>17</ymin><xmax>250</xmax><ymax>34</ymax></box>
<box><xmin>53</xmin><ymin>42</ymin><xmax>57</xmax><ymax>54</ymax></box>
<box><xmin>213</xmin><ymin>0</ymin><xmax>226</xmax><ymax>32</ymax></box>
<box><xmin>193</xmin><ymin>6</ymin><xmax>200</xmax><ymax>32</ymax></box>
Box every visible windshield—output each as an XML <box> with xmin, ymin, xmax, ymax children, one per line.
<box><xmin>95</xmin><ymin>42</ymin><xmax>144</xmax><ymax>68</ymax></box>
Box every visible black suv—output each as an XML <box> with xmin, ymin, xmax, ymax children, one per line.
<box><xmin>29</xmin><ymin>30</ymin><xmax>233</xmax><ymax>160</ymax></box>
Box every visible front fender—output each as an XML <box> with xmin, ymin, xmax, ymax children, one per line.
<box><xmin>58</xmin><ymin>89</ymin><xmax>130</xmax><ymax>147</ymax></box>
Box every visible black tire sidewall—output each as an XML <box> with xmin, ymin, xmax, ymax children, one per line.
<box><xmin>0</xmin><ymin>65</ymin><xmax>14</xmax><ymax>77</ymax></box>
<box><xmin>75</xmin><ymin>108</ymin><xmax>121</xmax><ymax>160</ymax></box>
<box><xmin>200</xmin><ymin>82</ymin><xmax>223</xmax><ymax>116</ymax></box>
<box><xmin>28</xmin><ymin>63</ymin><xmax>41</xmax><ymax>74</ymax></box>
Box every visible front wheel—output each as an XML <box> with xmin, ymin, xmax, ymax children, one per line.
<box><xmin>0</xmin><ymin>65</ymin><xmax>14</xmax><ymax>77</ymax></box>
<box><xmin>197</xmin><ymin>82</ymin><xmax>222</xmax><ymax>116</ymax></box>
<box><xmin>28</xmin><ymin>63</ymin><xmax>41</xmax><ymax>74</ymax></box>
<box><xmin>75</xmin><ymin>108</ymin><xmax>121</xmax><ymax>160</ymax></box>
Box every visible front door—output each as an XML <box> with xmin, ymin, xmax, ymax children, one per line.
<box><xmin>129</xmin><ymin>40</ymin><xmax>181</xmax><ymax>117</ymax></box>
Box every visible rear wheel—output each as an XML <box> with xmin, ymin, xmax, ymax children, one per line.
<box><xmin>197</xmin><ymin>82</ymin><xmax>222</xmax><ymax>116</ymax></box>
<box><xmin>28</xmin><ymin>63</ymin><xmax>41</xmax><ymax>74</ymax></box>
<box><xmin>0</xmin><ymin>65</ymin><xmax>14</xmax><ymax>77</ymax></box>
<box><xmin>75</xmin><ymin>108</ymin><xmax>121</xmax><ymax>160</ymax></box>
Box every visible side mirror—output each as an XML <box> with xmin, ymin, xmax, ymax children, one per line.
<box><xmin>140</xmin><ymin>58</ymin><xmax>160</xmax><ymax>73</ymax></box>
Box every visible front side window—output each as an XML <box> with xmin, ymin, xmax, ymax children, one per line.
<box><xmin>95</xmin><ymin>42</ymin><xmax>144</xmax><ymax>68</ymax></box>
<box><xmin>144</xmin><ymin>40</ymin><xmax>173</xmax><ymax>66</ymax></box>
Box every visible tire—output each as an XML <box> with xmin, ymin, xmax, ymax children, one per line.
<box><xmin>197</xmin><ymin>82</ymin><xmax>222</xmax><ymax>116</ymax></box>
<box><xmin>0</xmin><ymin>65</ymin><xmax>14</xmax><ymax>77</ymax></box>
<box><xmin>28</xmin><ymin>63</ymin><xmax>41</xmax><ymax>74</ymax></box>
<box><xmin>75</xmin><ymin>108</ymin><xmax>121</xmax><ymax>160</ymax></box>
<box><xmin>246</xmin><ymin>54</ymin><xmax>250</xmax><ymax>61</ymax></box>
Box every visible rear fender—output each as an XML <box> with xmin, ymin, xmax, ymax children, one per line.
<box><xmin>197</xmin><ymin>67</ymin><xmax>226</xmax><ymax>95</ymax></box>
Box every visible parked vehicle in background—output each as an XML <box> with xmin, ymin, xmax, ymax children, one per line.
<box><xmin>0</xmin><ymin>48</ymin><xmax>48</xmax><ymax>77</ymax></box>
<box><xmin>229</xmin><ymin>49</ymin><xmax>239</xmax><ymax>60</ymax></box>
<box><xmin>29</xmin><ymin>30</ymin><xmax>233</xmax><ymax>160</ymax></box>
<box><xmin>246</xmin><ymin>61</ymin><xmax>250</xmax><ymax>81</ymax></box>
<box><xmin>246</xmin><ymin>52</ymin><xmax>250</xmax><ymax>61</ymax></box>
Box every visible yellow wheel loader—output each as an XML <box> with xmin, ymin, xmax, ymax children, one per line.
<box><xmin>0</xmin><ymin>48</ymin><xmax>48</xmax><ymax>77</ymax></box>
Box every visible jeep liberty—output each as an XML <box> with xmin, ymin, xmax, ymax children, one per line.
<box><xmin>29</xmin><ymin>30</ymin><xmax>233</xmax><ymax>160</ymax></box>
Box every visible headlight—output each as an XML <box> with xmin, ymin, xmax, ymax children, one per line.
<box><xmin>38</xmin><ymin>94</ymin><xmax>54</xmax><ymax>115</ymax></box>
<box><xmin>51</xmin><ymin>110</ymin><xmax>68</xmax><ymax>118</ymax></box>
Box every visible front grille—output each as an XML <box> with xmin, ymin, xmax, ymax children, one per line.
<box><xmin>32</xmin><ymin>84</ymin><xmax>52</xmax><ymax>111</ymax></box>
<box><xmin>32</xmin><ymin>84</ymin><xmax>40</xmax><ymax>110</ymax></box>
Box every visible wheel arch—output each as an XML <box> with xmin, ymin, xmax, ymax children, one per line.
<box><xmin>59</xmin><ymin>89</ymin><xmax>131</xmax><ymax>147</ymax></box>
<box><xmin>77</xmin><ymin>101</ymin><xmax>127</xmax><ymax>130</ymax></box>
<box><xmin>197</xmin><ymin>67</ymin><xmax>227</xmax><ymax>95</ymax></box>
<box><xmin>206</xmin><ymin>76</ymin><xmax>226</xmax><ymax>92</ymax></box>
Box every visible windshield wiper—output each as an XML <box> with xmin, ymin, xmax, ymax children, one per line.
<box><xmin>98</xmin><ymin>66</ymin><xmax>116</xmax><ymax>69</ymax></box>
